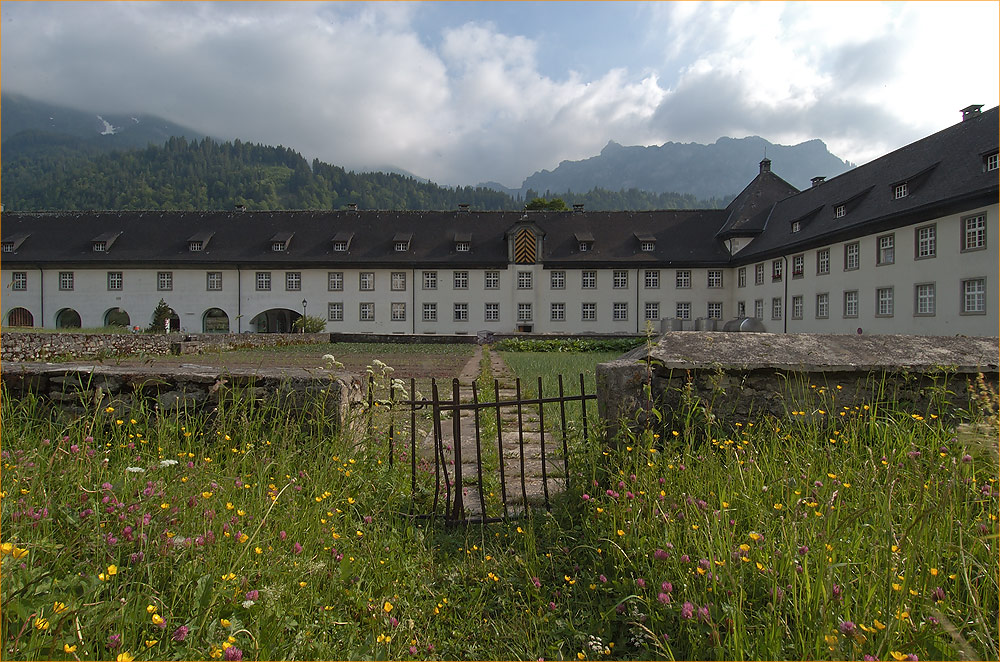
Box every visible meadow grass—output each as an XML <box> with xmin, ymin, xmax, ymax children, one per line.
<box><xmin>1</xmin><ymin>352</ymin><xmax>997</xmax><ymax>661</ymax></box>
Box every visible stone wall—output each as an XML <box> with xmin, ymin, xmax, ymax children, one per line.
<box><xmin>0</xmin><ymin>331</ymin><xmax>331</xmax><ymax>363</ymax></box>
<box><xmin>0</xmin><ymin>361</ymin><xmax>361</xmax><ymax>431</ymax></box>
<box><xmin>597</xmin><ymin>332</ymin><xmax>1000</xmax><ymax>438</ymax></box>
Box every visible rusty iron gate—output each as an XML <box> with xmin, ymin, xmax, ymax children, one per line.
<box><xmin>377</xmin><ymin>374</ymin><xmax>595</xmax><ymax>524</ymax></box>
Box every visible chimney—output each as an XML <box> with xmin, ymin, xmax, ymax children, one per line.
<box><xmin>759</xmin><ymin>158</ymin><xmax>771</xmax><ymax>174</ymax></box>
<box><xmin>573</xmin><ymin>203</ymin><xmax>584</xmax><ymax>213</ymax></box>
<box><xmin>961</xmin><ymin>104</ymin><xmax>983</xmax><ymax>121</ymax></box>
<box><xmin>811</xmin><ymin>176</ymin><xmax>826</xmax><ymax>187</ymax></box>
<box><xmin>347</xmin><ymin>203</ymin><xmax>358</xmax><ymax>212</ymax></box>
<box><xmin>458</xmin><ymin>203</ymin><xmax>470</xmax><ymax>213</ymax></box>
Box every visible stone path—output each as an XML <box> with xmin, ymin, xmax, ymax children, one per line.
<box><xmin>416</xmin><ymin>346</ymin><xmax>568</xmax><ymax>520</ymax></box>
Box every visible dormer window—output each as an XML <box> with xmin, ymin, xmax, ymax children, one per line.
<box><xmin>790</xmin><ymin>221</ymin><xmax>801</xmax><ymax>233</ymax></box>
<box><xmin>93</xmin><ymin>241</ymin><xmax>107</xmax><ymax>252</ymax></box>
<box><xmin>393</xmin><ymin>232</ymin><xmax>412</xmax><ymax>252</ymax></box>
<box><xmin>270</xmin><ymin>232</ymin><xmax>293</xmax><ymax>252</ymax></box>
<box><xmin>1</xmin><ymin>243</ymin><xmax>13</xmax><ymax>253</ymax></box>
<box><xmin>835</xmin><ymin>204</ymin><xmax>846</xmax><ymax>218</ymax></box>
<box><xmin>579</xmin><ymin>242</ymin><xmax>591</xmax><ymax>252</ymax></box>
<box><xmin>640</xmin><ymin>241</ymin><xmax>655</xmax><ymax>252</ymax></box>
<box><xmin>189</xmin><ymin>241</ymin><xmax>203</xmax><ymax>252</ymax></box>
<box><xmin>894</xmin><ymin>183</ymin><xmax>909</xmax><ymax>199</ymax></box>
<box><xmin>574</xmin><ymin>231</ymin><xmax>594</xmax><ymax>253</ymax></box>
<box><xmin>187</xmin><ymin>231</ymin><xmax>213</xmax><ymax>252</ymax></box>
<box><xmin>333</xmin><ymin>241</ymin><xmax>348</xmax><ymax>252</ymax></box>
<box><xmin>455</xmin><ymin>242</ymin><xmax>470</xmax><ymax>252</ymax></box>
<box><xmin>985</xmin><ymin>152</ymin><xmax>998</xmax><ymax>172</ymax></box>
<box><xmin>91</xmin><ymin>231</ymin><xmax>121</xmax><ymax>253</ymax></box>
<box><xmin>331</xmin><ymin>231</ymin><xmax>353</xmax><ymax>252</ymax></box>
<box><xmin>1</xmin><ymin>234</ymin><xmax>30</xmax><ymax>253</ymax></box>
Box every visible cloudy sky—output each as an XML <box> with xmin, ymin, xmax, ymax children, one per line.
<box><xmin>3</xmin><ymin>1</ymin><xmax>997</xmax><ymax>187</ymax></box>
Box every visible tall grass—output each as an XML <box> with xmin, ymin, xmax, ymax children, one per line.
<box><xmin>1</xmin><ymin>364</ymin><xmax>996</xmax><ymax>661</ymax></box>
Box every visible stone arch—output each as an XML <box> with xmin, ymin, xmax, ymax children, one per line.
<box><xmin>248</xmin><ymin>308</ymin><xmax>300</xmax><ymax>333</ymax></box>
<box><xmin>56</xmin><ymin>308</ymin><xmax>82</xmax><ymax>329</ymax></box>
<box><xmin>202</xmin><ymin>308</ymin><xmax>230</xmax><ymax>333</ymax></box>
<box><xmin>104</xmin><ymin>308</ymin><xmax>131</xmax><ymax>328</ymax></box>
<box><xmin>6</xmin><ymin>307</ymin><xmax>34</xmax><ymax>327</ymax></box>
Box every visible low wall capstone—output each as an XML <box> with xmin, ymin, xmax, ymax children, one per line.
<box><xmin>597</xmin><ymin>332</ymin><xmax>1000</xmax><ymax>438</ymax></box>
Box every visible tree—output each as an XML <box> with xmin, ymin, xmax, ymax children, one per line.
<box><xmin>146</xmin><ymin>299</ymin><xmax>172</xmax><ymax>333</ymax></box>
<box><xmin>524</xmin><ymin>197</ymin><xmax>568</xmax><ymax>211</ymax></box>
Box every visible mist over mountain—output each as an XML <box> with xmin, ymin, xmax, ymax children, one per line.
<box><xmin>512</xmin><ymin>137</ymin><xmax>855</xmax><ymax>201</ymax></box>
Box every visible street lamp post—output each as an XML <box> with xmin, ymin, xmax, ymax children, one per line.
<box><xmin>301</xmin><ymin>299</ymin><xmax>307</xmax><ymax>333</ymax></box>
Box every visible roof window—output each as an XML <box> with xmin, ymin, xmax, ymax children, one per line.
<box><xmin>393</xmin><ymin>232</ymin><xmax>412</xmax><ymax>252</ymax></box>
<box><xmin>91</xmin><ymin>231</ymin><xmax>121</xmax><ymax>253</ymax></box>
<box><xmin>270</xmin><ymin>232</ymin><xmax>293</xmax><ymax>252</ymax></box>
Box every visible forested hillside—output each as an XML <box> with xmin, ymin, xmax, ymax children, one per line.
<box><xmin>1</xmin><ymin>133</ymin><xmax>725</xmax><ymax>212</ymax></box>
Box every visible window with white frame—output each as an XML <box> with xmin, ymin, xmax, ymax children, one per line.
<box><xmin>916</xmin><ymin>225</ymin><xmax>936</xmax><ymax>259</ymax></box>
<box><xmin>333</xmin><ymin>240</ymin><xmax>349</xmax><ymax>252</ymax></box>
<box><xmin>107</xmin><ymin>271</ymin><xmax>123</xmax><ymax>291</ymax></box>
<box><xmin>188</xmin><ymin>241</ymin><xmax>203</xmax><ymax>252</ymax></box>
<box><xmin>582</xmin><ymin>271</ymin><xmax>597</xmax><ymax>289</ymax></box>
<box><xmin>2</xmin><ymin>242</ymin><xmax>14</xmax><ymax>253</ymax></box>
<box><xmin>207</xmin><ymin>272</ymin><xmax>223</xmax><ymax>291</ymax></box>
<box><xmin>708</xmin><ymin>270</ymin><xmax>723</xmax><ymax>288</ymax></box>
<box><xmin>517</xmin><ymin>303</ymin><xmax>532</xmax><ymax>322</ymax></box>
<box><xmin>272</xmin><ymin>241</ymin><xmax>286</xmax><ymax>252</ymax></box>
<box><xmin>791</xmin><ymin>221</ymin><xmax>801</xmax><ymax>234</ymax></box>
<box><xmin>550</xmin><ymin>271</ymin><xmax>565</xmax><ymax>289</ymax></box>
<box><xmin>391</xmin><ymin>302</ymin><xmax>406</xmax><ymax>322</ymax></box>
<box><xmin>394</xmin><ymin>241</ymin><xmax>409</xmax><ymax>252</ymax></box>
<box><xmin>771</xmin><ymin>297</ymin><xmax>782</xmax><ymax>320</ymax></box>
<box><xmin>792</xmin><ymin>254</ymin><xmax>804</xmax><ymax>278</ymax></box>
<box><xmin>753</xmin><ymin>299</ymin><xmax>764</xmax><ymax>320</ymax></box>
<box><xmin>578</xmin><ymin>241</ymin><xmax>591</xmax><ymax>252</ymax></box>
<box><xmin>285</xmin><ymin>272</ymin><xmax>301</xmax><ymax>291</ymax></box>
<box><xmin>391</xmin><ymin>272</ymin><xmax>406</xmax><ymax>291</ymax></box>
<box><xmin>962</xmin><ymin>278</ymin><xmax>986</xmax><ymax>314</ymax></box>
<box><xmin>453</xmin><ymin>303</ymin><xmax>468</xmax><ymax>322</ymax></box>
<box><xmin>834</xmin><ymin>204</ymin><xmax>846</xmax><ymax>219</ymax></box>
<box><xmin>791</xmin><ymin>295</ymin><xmax>803</xmax><ymax>320</ymax></box>
<box><xmin>423</xmin><ymin>303</ymin><xmax>437</xmax><ymax>321</ymax></box>
<box><xmin>93</xmin><ymin>241</ymin><xmax>107</xmax><ymax>253</ymax></box>
<box><xmin>359</xmin><ymin>272</ymin><xmax>375</xmax><ymax>291</ymax></box>
<box><xmin>423</xmin><ymin>271</ymin><xmax>437</xmax><ymax>290</ymax></box>
<box><xmin>158</xmin><ymin>271</ymin><xmax>174</xmax><ymax>291</ymax></box>
<box><xmin>676</xmin><ymin>302</ymin><xmax>691</xmax><ymax>320</ymax></box>
<box><xmin>550</xmin><ymin>302</ymin><xmax>565</xmax><ymax>321</ymax></box>
<box><xmin>455</xmin><ymin>241</ymin><xmax>470</xmax><ymax>253</ymax></box>
<box><xmin>915</xmin><ymin>283</ymin><xmax>935</xmax><ymax>316</ymax></box>
<box><xmin>640</xmin><ymin>241</ymin><xmax>655</xmax><ymax>252</ymax></box>
<box><xmin>962</xmin><ymin>214</ymin><xmax>987</xmax><ymax>251</ymax></box>
<box><xmin>771</xmin><ymin>260</ymin><xmax>783</xmax><ymax>282</ymax></box>
<box><xmin>676</xmin><ymin>270</ymin><xmax>691</xmax><ymax>289</ymax></box>
<box><xmin>817</xmin><ymin>248</ymin><xmax>830</xmax><ymax>274</ymax></box>
<box><xmin>11</xmin><ymin>272</ymin><xmax>27</xmax><ymax>291</ymax></box>
<box><xmin>484</xmin><ymin>303</ymin><xmax>499</xmax><ymax>321</ymax></box>
<box><xmin>844</xmin><ymin>242</ymin><xmax>860</xmax><ymax>270</ymax></box>
<box><xmin>328</xmin><ymin>272</ymin><xmax>343</xmax><ymax>291</ymax></box>
<box><xmin>613</xmin><ymin>270</ymin><xmax>629</xmax><ymax>289</ymax></box>
<box><xmin>876</xmin><ymin>287</ymin><xmax>894</xmax><ymax>316</ymax></box>
<box><xmin>613</xmin><ymin>302</ymin><xmax>628</xmax><ymax>321</ymax></box>
<box><xmin>894</xmin><ymin>183</ymin><xmax>908</xmax><ymax>199</ymax></box>
<box><xmin>754</xmin><ymin>263</ymin><xmax>764</xmax><ymax>285</ymax></box>
<box><xmin>877</xmin><ymin>234</ymin><xmax>895</xmax><ymax>265</ymax></box>
<box><xmin>644</xmin><ymin>270</ymin><xmax>659</xmax><ymax>289</ymax></box>
<box><xmin>816</xmin><ymin>293</ymin><xmax>829</xmax><ymax>319</ymax></box>
<box><xmin>707</xmin><ymin>302</ymin><xmax>722</xmax><ymax>319</ymax></box>
<box><xmin>453</xmin><ymin>271</ymin><xmax>468</xmax><ymax>289</ymax></box>
<box><xmin>484</xmin><ymin>271</ymin><xmax>499</xmax><ymax>289</ymax></box>
<box><xmin>644</xmin><ymin>302</ymin><xmax>659</xmax><ymax>321</ymax></box>
<box><xmin>359</xmin><ymin>303</ymin><xmax>375</xmax><ymax>321</ymax></box>
<box><xmin>737</xmin><ymin>267</ymin><xmax>747</xmax><ymax>288</ymax></box>
<box><xmin>986</xmin><ymin>152</ymin><xmax>999</xmax><ymax>172</ymax></box>
<box><xmin>737</xmin><ymin>301</ymin><xmax>746</xmax><ymax>317</ymax></box>
<box><xmin>254</xmin><ymin>271</ymin><xmax>270</xmax><ymax>291</ymax></box>
<box><xmin>844</xmin><ymin>290</ymin><xmax>859</xmax><ymax>318</ymax></box>
<box><xmin>328</xmin><ymin>302</ymin><xmax>343</xmax><ymax>321</ymax></box>
<box><xmin>517</xmin><ymin>271</ymin><xmax>533</xmax><ymax>289</ymax></box>
<box><xmin>582</xmin><ymin>303</ymin><xmax>596</xmax><ymax>321</ymax></box>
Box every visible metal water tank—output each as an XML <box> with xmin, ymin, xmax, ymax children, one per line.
<box><xmin>722</xmin><ymin>317</ymin><xmax>766</xmax><ymax>332</ymax></box>
<box><xmin>660</xmin><ymin>318</ymin><xmax>684</xmax><ymax>332</ymax></box>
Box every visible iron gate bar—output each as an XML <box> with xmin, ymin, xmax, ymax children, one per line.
<box><xmin>471</xmin><ymin>381</ymin><xmax>488</xmax><ymax>518</ymax></box>
<box><xmin>580</xmin><ymin>373</ymin><xmax>589</xmax><ymax>444</ymax></box>
<box><xmin>494</xmin><ymin>378</ymin><xmax>509</xmax><ymax>520</ymax></box>
<box><xmin>558</xmin><ymin>375</ymin><xmax>570</xmax><ymax>493</ymax></box>
<box><xmin>537</xmin><ymin>376</ymin><xmax>550</xmax><ymax>511</ymax></box>
<box><xmin>409</xmin><ymin>377</ymin><xmax>417</xmax><ymax>514</ymax></box>
<box><xmin>450</xmin><ymin>379</ymin><xmax>465</xmax><ymax>520</ymax></box>
<box><xmin>515</xmin><ymin>379</ymin><xmax>529</xmax><ymax>514</ymax></box>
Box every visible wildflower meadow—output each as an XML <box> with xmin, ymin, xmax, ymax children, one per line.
<box><xmin>1</xmin><ymin>345</ymin><xmax>997</xmax><ymax>661</ymax></box>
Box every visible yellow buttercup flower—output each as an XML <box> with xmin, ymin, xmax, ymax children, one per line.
<box><xmin>64</xmin><ymin>644</ymin><xmax>78</xmax><ymax>653</ymax></box>
<box><xmin>383</xmin><ymin>601</ymin><xmax>393</xmax><ymax>613</ymax></box>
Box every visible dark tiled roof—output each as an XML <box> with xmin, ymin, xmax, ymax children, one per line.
<box><xmin>716</xmin><ymin>167</ymin><xmax>800</xmax><ymax>238</ymax></box>
<box><xmin>735</xmin><ymin>106</ymin><xmax>999</xmax><ymax>262</ymax></box>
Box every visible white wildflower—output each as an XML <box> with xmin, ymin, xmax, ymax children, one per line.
<box><xmin>125</xmin><ymin>466</ymin><xmax>146</xmax><ymax>473</ymax></box>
